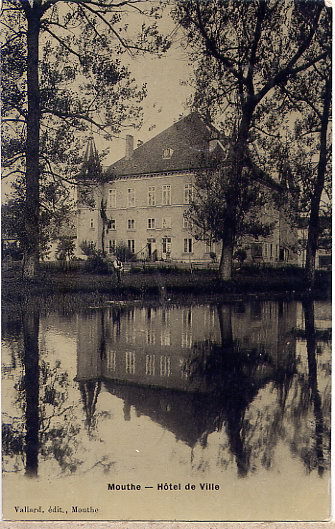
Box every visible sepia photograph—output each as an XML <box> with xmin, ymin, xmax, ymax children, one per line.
<box><xmin>1</xmin><ymin>0</ymin><xmax>332</xmax><ymax>522</ymax></box>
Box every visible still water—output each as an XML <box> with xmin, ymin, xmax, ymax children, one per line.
<box><xmin>2</xmin><ymin>297</ymin><xmax>331</xmax><ymax>520</ymax></box>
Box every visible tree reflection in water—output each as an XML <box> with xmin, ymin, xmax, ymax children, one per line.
<box><xmin>2</xmin><ymin>302</ymin><xmax>83</xmax><ymax>477</ymax></box>
<box><xmin>180</xmin><ymin>303</ymin><xmax>329</xmax><ymax>477</ymax></box>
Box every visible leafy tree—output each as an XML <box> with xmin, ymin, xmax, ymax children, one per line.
<box><xmin>279</xmin><ymin>31</ymin><xmax>331</xmax><ymax>288</ymax></box>
<box><xmin>2</xmin><ymin>0</ymin><xmax>170</xmax><ymax>278</ymax></box>
<box><xmin>185</xmin><ymin>165</ymin><xmax>277</xmax><ymax>277</ymax></box>
<box><xmin>2</xmin><ymin>177</ymin><xmax>72</xmax><ymax>260</ymax></box>
<box><xmin>174</xmin><ymin>0</ymin><xmax>330</xmax><ymax>279</ymax></box>
<box><xmin>56</xmin><ymin>236</ymin><xmax>76</xmax><ymax>261</ymax></box>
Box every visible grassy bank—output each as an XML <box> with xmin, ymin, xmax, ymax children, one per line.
<box><xmin>2</xmin><ymin>264</ymin><xmax>331</xmax><ymax>302</ymax></box>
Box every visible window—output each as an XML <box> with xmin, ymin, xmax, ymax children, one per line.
<box><xmin>162</xmin><ymin>237</ymin><xmax>171</xmax><ymax>254</ymax></box>
<box><xmin>263</xmin><ymin>243</ymin><xmax>269</xmax><ymax>259</ymax></box>
<box><xmin>127</xmin><ymin>188</ymin><xmax>135</xmax><ymax>207</ymax></box>
<box><xmin>107</xmin><ymin>219</ymin><xmax>115</xmax><ymax>230</ymax></box>
<box><xmin>107</xmin><ymin>351</ymin><xmax>116</xmax><ymax>372</ymax></box>
<box><xmin>160</xmin><ymin>355</ymin><xmax>171</xmax><ymax>375</ymax></box>
<box><xmin>160</xmin><ymin>329</ymin><xmax>171</xmax><ymax>347</ymax></box>
<box><xmin>125</xmin><ymin>351</ymin><xmax>136</xmax><ymax>374</ymax></box>
<box><xmin>148</xmin><ymin>186</ymin><xmax>155</xmax><ymax>206</ymax></box>
<box><xmin>128</xmin><ymin>240</ymin><xmax>135</xmax><ymax>253</ymax></box>
<box><xmin>319</xmin><ymin>255</ymin><xmax>331</xmax><ymax>268</ymax></box>
<box><xmin>183</xmin><ymin>217</ymin><xmax>192</xmax><ymax>230</ymax></box>
<box><xmin>90</xmin><ymin>218</ymin><xmax>94</xmax><ymax>229</ymax></box>
<box><xmin>184</xmin><ymin>238</ymin><xmax>193</xmax><ymax>253</ymax></box>
<box><xmin>145</xmin><ymin>354</ymin><xmax>156</xmax><ymax>374</ymax></box>
<box><xmin>206</xmin><ymin>240</ymin><xmax>214</xmax><ymax>253</ymax></box>
<box><xmin>162</xmin><ymin>148</ymin><xmax>173</xmax><ymax>159</ymax></box>
<box><xmin>251</xmin><ymin>243</ymin><xmax>262</xmax><ymax>258</ymax></box>
<box><xmin>162</xmin><ymin>185</ymin><xmax>171</xmax><ymax>205</ymax></box>
<box><xmin>108</xmin><ymin>240</ymin><xmax>116</xmax><ymax>254</ymax></box>
<box><xmin>108</xmin><ymin>189</ymin><xmax>116</xmax><ymax>208</ymax></box>
<box><xmin>147</xmin><ymin>218</ymin><xmax>155</xmax><ymax>229</ymax></box>
<box><xmin>127</xmin><ymin>219</ymin><xmax>135</xmax><ymax>230</ymax></box>
<box><xmin>162</xmin><ymin>217</ymin><xmax>171</xmax><ymax>229</ymax></box>
<box><xmin>184</xmin><ymin>183</ymin><xmax>193</xmax><ymax>204</ymax></box>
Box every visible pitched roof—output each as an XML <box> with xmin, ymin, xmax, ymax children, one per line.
<box><xmin>106</xmin><ymin>112</ymin><xmax>223</xmax><ymax>178</ymax></box>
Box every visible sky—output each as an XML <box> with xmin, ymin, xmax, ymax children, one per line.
<box><xmin>93</xmin><ymin>5</ymin><xmax>194</xmax><ymax>167</ymax></box>
<box><xmin>95</xmin><ymin>36</ymin><xmax>193</xmax><ymax>167</ymax></box>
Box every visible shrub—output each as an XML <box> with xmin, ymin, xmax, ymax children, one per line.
<box><xmin>84</xmin><ymin>253</ymin><xmax>110</xmax><ymax>274</ymax></box>
<box><xmin>114</xmin><ymin>241</ymin><xmax>134</xmax><ymax>262</ymax></box>
<box><xmin>79</xmin><ymin>240</ymin><xmax>97</xmax><ymax>257</ymax></box>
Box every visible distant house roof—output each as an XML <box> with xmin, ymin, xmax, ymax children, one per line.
<box><xmin>106</xmin><ymin>113</ymin><xmax>224</xmax><ymax>178</ymax></box>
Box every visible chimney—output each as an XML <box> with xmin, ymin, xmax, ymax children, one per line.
<box><xmin>125</xmin><ymin>134</ymin><xmax>134</xmax><ymax>160</ymax></box>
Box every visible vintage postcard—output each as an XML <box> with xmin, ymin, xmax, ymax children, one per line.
<box><xmin>1</xmin><ymin>0</ymin><xmax>331</xmax><ymax>522</ymax></box>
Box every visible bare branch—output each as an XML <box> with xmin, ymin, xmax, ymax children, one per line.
<box><xmin>2</xmin><ymin>169</ymin><xmax>25</xmax><ymax>179</ymax></box>
<box><xmin>255</xmin><ymin>5</ymin><xmax>325</xmax><ymax>102</ymax></box>
<box><xmin>2</xmin><ymin>118</ymin><xmax>26</xmax><ymax>123</ymax></box>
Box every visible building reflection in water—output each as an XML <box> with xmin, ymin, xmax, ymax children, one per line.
<box><xmin>76</xmin><ymin>300</ymin><xmax>330</xmax><ymax>477</ymax></box>
<box><xmin>2</xmin><ymin>299</ymin><xmax>330</xmax><ymax>480</ymax></box>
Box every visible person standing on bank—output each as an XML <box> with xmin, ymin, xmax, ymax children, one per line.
<box><xmin>113</xmin><ymin>257</ymin><xmax>123</xmax><ymax>283</ymax></box>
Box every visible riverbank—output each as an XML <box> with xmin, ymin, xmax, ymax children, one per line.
<box><xmin>2</xmin><ymin>265</ymin><xmax>331</xmax><ymax>302</ymax></box>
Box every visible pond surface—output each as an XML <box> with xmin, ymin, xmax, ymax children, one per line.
<box><xmin>2</xmin><ymin>297</ymin><xmax>331</xmax><ymax>520</ymax></box>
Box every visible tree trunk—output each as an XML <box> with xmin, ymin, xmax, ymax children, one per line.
<box><xmin>23</xmin><ymin>9</ymin><xmax>41</xmax><ymax>279</ymax></box>
<box><xmin>219</xmin><ymin>238</ymin><xmax>234</xmax><ymax>280</ymax></box>
<box><xmin>101</xmin><ymin>224</ymin><xmax>106</xmax><ymax>256</ymax></box>
<box><xmin>218</xmin><ymin>104</ymin><xmax>254</xmax><ymax>281</ymax></box>
<box><xmin>305</xmin><ymin>74</ymin><xmax>331</xmax><ymax>289</ymax></box>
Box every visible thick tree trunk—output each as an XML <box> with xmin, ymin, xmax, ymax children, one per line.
<box><xmin>23</xmin><ymin>10</ymin><xmax>41</xmax><ymax>279</ymax></box>
<box><xmin>219</xmin><ymin>103</ymin><xmax>254</xmax><ymax>281</ymax></box>
<box><xmin>305</xmin><ymin>75</ymin><xmax>331</xmax><ymax>289</ymax></box>
<box><xmin>219</xmin><ymin>239</ymin><xmax>234</xmax><ymax>280</ymax></box>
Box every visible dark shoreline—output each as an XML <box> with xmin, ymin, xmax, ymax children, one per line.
<box><xmin>2</xmin><ymin>267</ymin><xmax>331</xmax><ymax>307</ymax></box>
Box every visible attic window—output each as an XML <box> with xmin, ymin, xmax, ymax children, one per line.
<box><xmin>162</xmin><ymin>148</ymin><xmax>174</xmax><ymax>160</ymax></box>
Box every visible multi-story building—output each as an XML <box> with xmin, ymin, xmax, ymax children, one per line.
<box><xmin>76</xmin><ymin>113</ymin><xmax>297</xmax><ymax>264</ymax></box>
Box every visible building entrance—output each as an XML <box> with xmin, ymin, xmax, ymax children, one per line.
<box><xmin>147</xmin><ymin>238</ymin><xmax>157</xmax><ymax>261</ymax></box>
<box><xmin>162</xmin><ymin>237</ymin><xmax>172</xmax><ymax>260</ymax></box>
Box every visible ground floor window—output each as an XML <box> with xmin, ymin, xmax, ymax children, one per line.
<box><xmin>319</xmin><ymin>255</ymin><xmax>331</xmax><ymax>268</ymax></box>
<box><xmin>162</xmin><ymin>237</ymin><xmax>171</xmax><ymax>254</ymax></box>
<box><xmin>279</xmin><ymin>247</ymin><xmax>289</xmax><ymax>261</ymax></box>
<box><xmin>184</xmin><ymin>238</ymin><xmax>193</xmax><ymax>253</ymax></box>
<box><xmin>251</xmin><ymin>243</ymin><xmax>262</xmax><ymax>258</ymax></box>
<box><xmin>128</xmin><ymin>240</ymin><xmax>135</xmax><ymax>253</ymax></box>
<box><xmin>108</xmin><ymin>240</ymin><xmax>116</xmax><ymax>254</ymax></box>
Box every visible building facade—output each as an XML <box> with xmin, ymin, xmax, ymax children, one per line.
<box><xmin>76</xmin><ymin>113</ymin><xmax>298</xmax><ymax>264</ymax></box>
